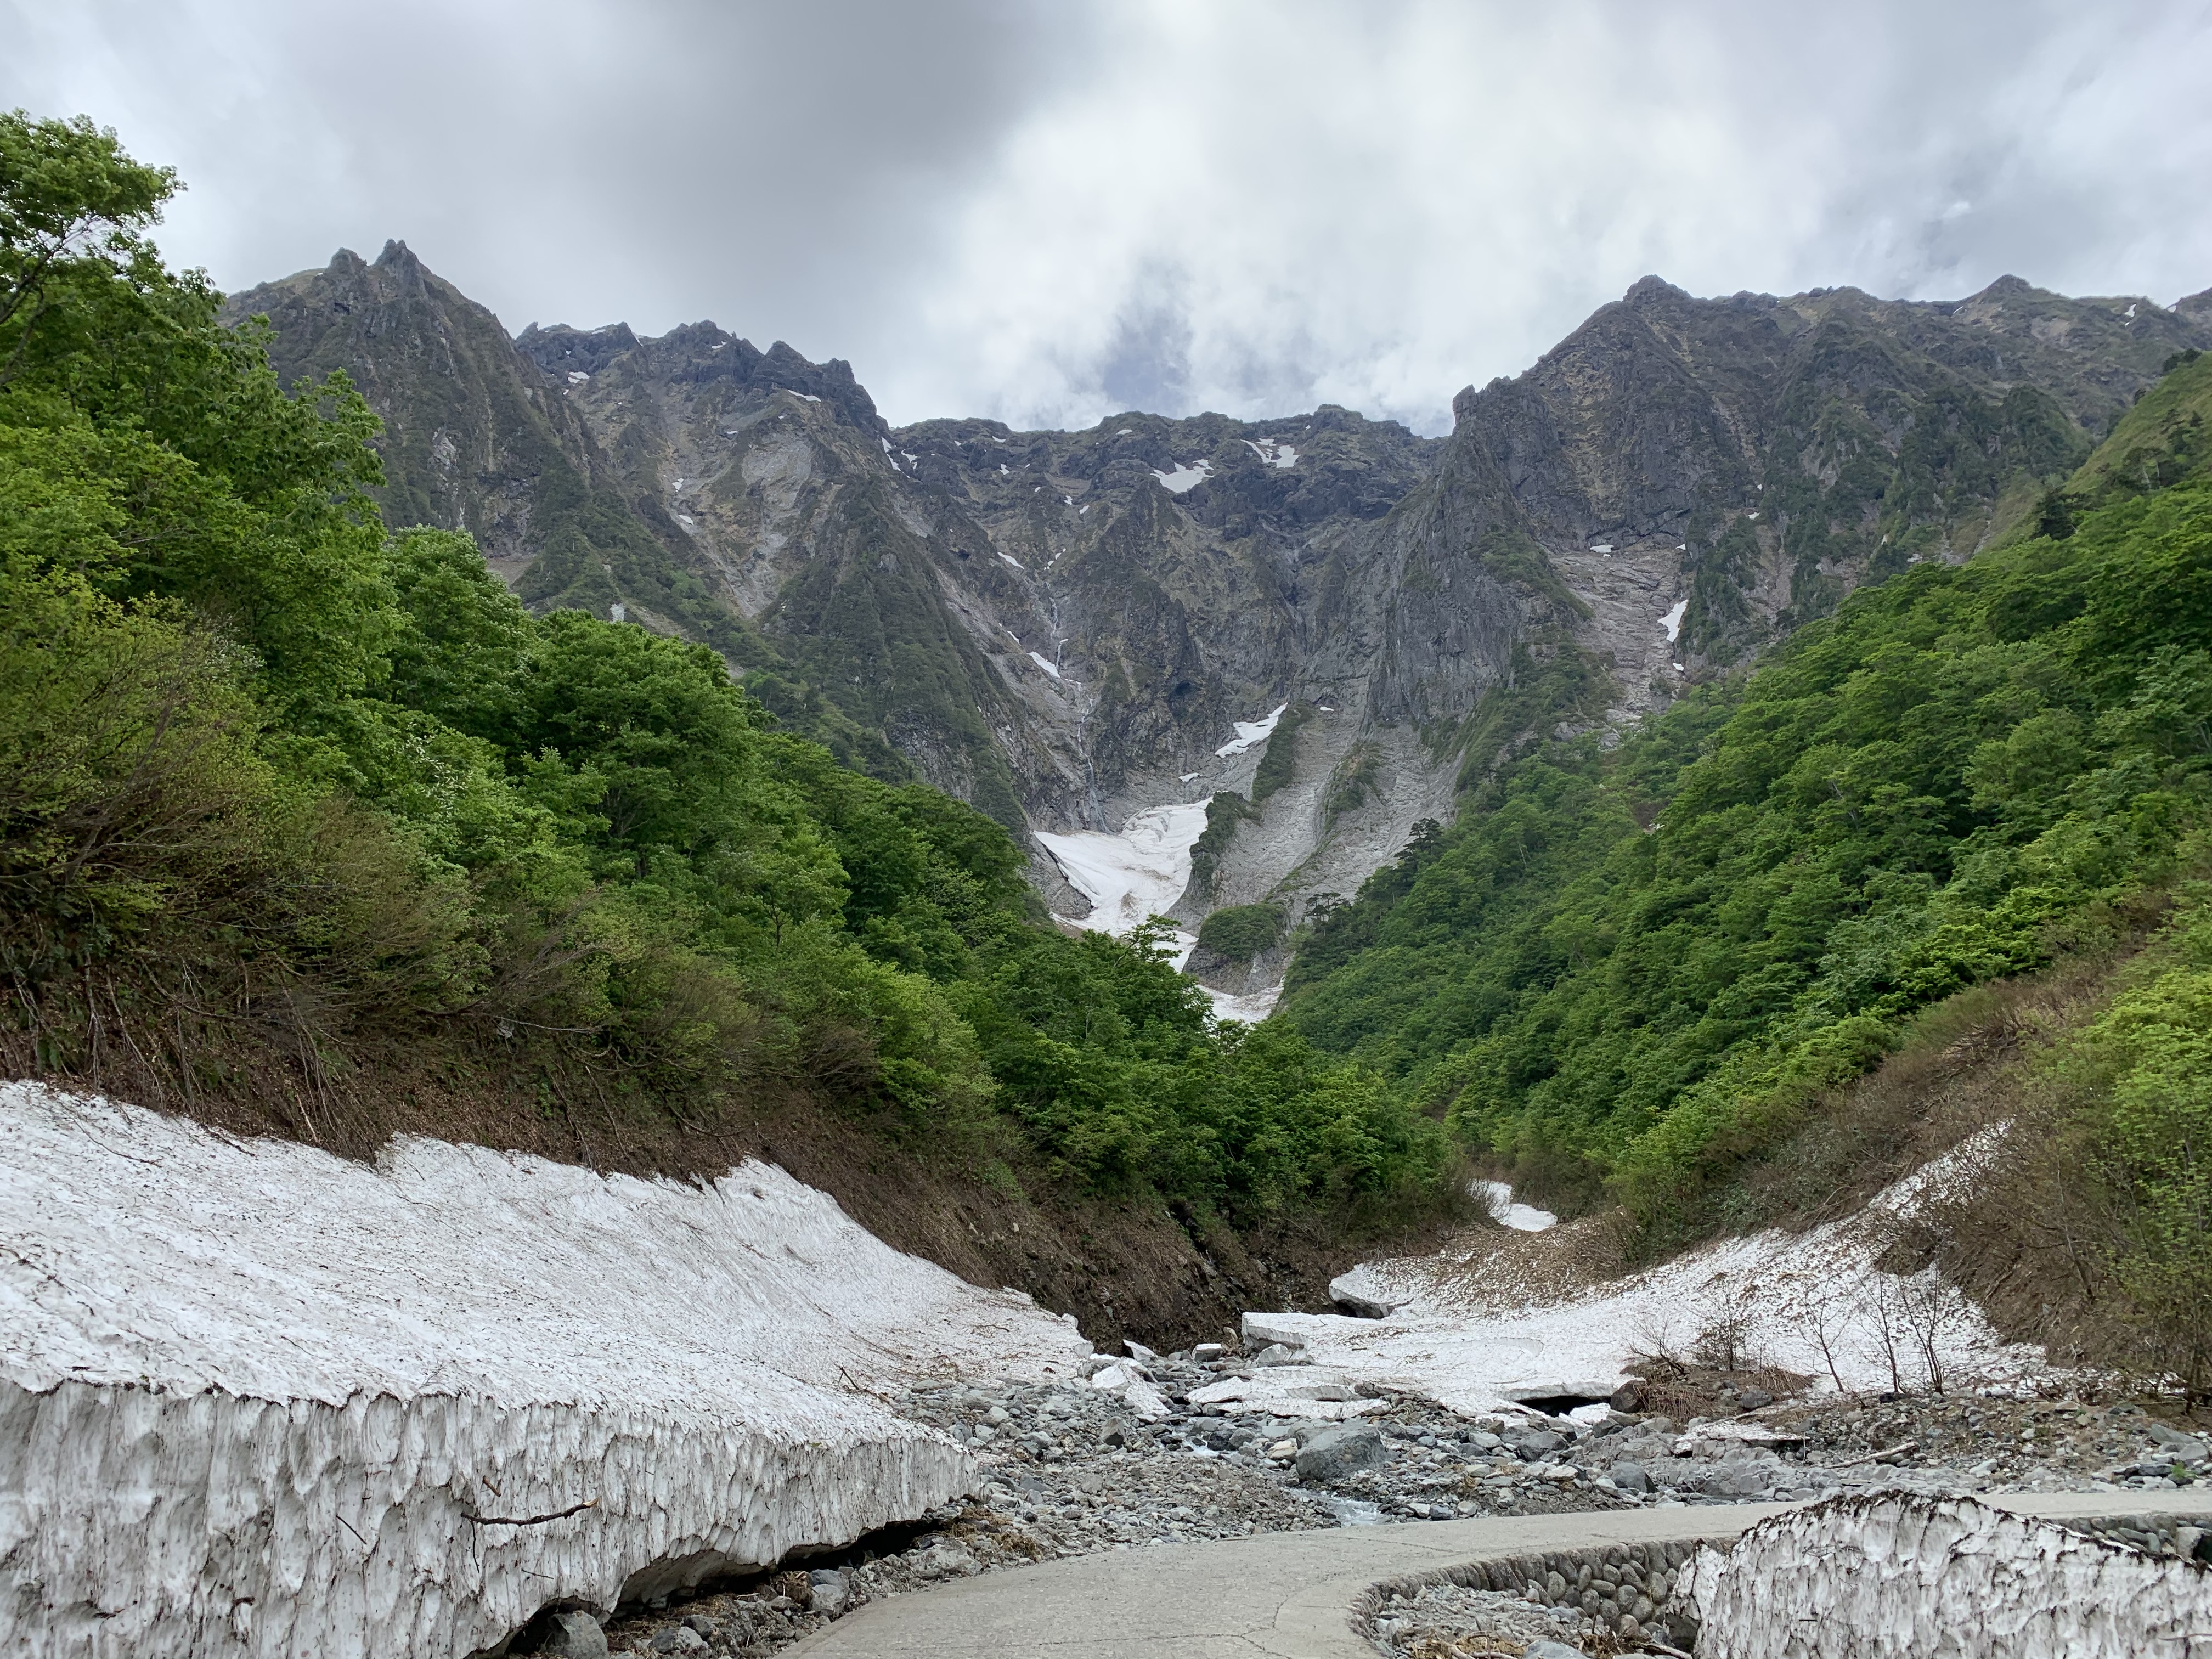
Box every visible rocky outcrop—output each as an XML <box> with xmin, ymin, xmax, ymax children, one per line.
<box><xmin>225</xmin><ymin>241</ymin><xmax>612</xmax><ymax>584</ymax></box>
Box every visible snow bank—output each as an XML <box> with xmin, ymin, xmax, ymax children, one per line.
<box><xmin>1476</xmin><ymin>1180</ymin><xmax>1557</xmax><ymax>1231</ymax></box>
<box><xmin>1662</xmin><ymin>598</ymin><xmax>1688</xmax><ymax>643</ymax></box>
<box><xmin>1216</xmin><ymin>703</ymin><xmax>1289</xmax><ymax>757</ymax></box>
<box><xmin>1026</xmin><ymin>650</ymin><xmax>1062</xmax><ymax>680</ymax></box>
<box><xmin>1239</xmin><ymin>1153</ymin><xmax>2043</xmax><ymax>1414</ymax></box>
<box><xmin>0</xmin><ymin>1084</ymin><xmax>1091</xmax><ymax>1658</ymax></box>
<box><xmin>1684</xmin><ymin>1493</ymin><xmax>2212</xmax><ymax>1657</ymax></box>
<box><xmin>1329</xmin><ymin>1267</ymin><xmax>1407</xmax><ymax>1318</ymax></box>
<box><xmin>1037</xmin><ymin>800</ymin><xmax>1211</xmax><ymax>935</ymax></box>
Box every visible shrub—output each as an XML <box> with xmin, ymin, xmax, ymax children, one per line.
<box><xmin>1197</xmin><ymin>903</ymin><xmax>1285</xmax><ymax>963</ymax></box>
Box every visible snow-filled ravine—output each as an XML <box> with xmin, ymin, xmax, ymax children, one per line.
<box><xmin>1036</xmin><ymin>799</ymin><xmax>1283</xmax><ymax>1025</ymax></box>
<box><xmin>0</xmin><ymin>1082</ymin><xmax>1093</xmax><ymax>1659</ymax></box>
<box><xmin>1476</xmin><ymin>1179</ymin><xmax>1558</xmax><ymax>1232</ymax></box>
<box><xmin>1226</xmin><ymin>1159</ymin><xmax>2046</xmax><ymax>1419</ymax></box>
<box><xmin>1036</xmin><ymin>800</ymin><xmax>1211</xmax><ymax>936</ymax></box>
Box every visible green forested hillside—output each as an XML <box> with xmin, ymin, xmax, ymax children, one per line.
<box><xmin>0</xmin><ymin>114</ymin><xmax>1448</xmax><ymax>1239</ymax></box>
<box><xmin>1288</xmin><ymin>352</ymin><xmax>2212</xmax><ymax>1250</ymax></box>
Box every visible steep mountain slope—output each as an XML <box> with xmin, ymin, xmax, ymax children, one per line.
<box><xmin>225</xmin><ymin>250</ymin><xmax>2211</xmax><ymax>981</ymax></box>
<box><xmin>226</xmin><ymin>243</ymin><xmax>677</xmax><ymax>599</ymax></box>
<box><xmin>1271</xmin><ymin>349</ymin><xmax>2212</xmax><ymax>1385</ymax></box>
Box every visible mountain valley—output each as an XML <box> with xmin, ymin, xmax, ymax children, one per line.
<box><xmin>9</xmin><ymin>103</ymin><xmax>2212</xmax><ymax>1659</ymax></box>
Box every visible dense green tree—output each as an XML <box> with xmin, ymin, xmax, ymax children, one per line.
<box><xmin>1288</xmin><ymin>424</ymin><xmax>2212</xmax><ymax>1229</ymax></box>
<box><xmin>0</xmin><ymin>110</ymin><xmax>1448</xmax><ymax>1226</ymax></box>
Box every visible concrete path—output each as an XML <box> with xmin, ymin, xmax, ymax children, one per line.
<box><xmin>786</xmin><ymin>1492</ymin><xmax>2208</xmax><ymax>1658</ymax></box>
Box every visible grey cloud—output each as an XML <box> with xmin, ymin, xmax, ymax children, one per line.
<box><xmin>4</xmin><ymin>0</ymin><xmax>2208</xmax><ymax>433</ymax></box>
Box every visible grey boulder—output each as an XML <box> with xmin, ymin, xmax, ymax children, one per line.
<box><xmin>1294</xmin><ymin>1422</ymin><xmax>1387</xmax><ymax>1483</ymax></box>
<box><xmin>806</xmin><ymin>1568</ymin><xmax>852</xmax><ymax>1617</ymax></box>
<box><xmin>536</xmin><ymin>1611</ymin><xmax>609</xmax><ymax>1658</ymax></box>
<box><xmin>1515</xmin><ymin>1430</ymin><xmax>1564</xmax><ymax>1460</ymax></box>
<box><xmin>2147</xmin><ymin>1423</ymin><xmax>2208</xmax><ymax>1460</ymax></box>
<box><xmin>912</xmin><ymin>1541</ymin><xmax>979</xmax><ymax>1579</ymax></box>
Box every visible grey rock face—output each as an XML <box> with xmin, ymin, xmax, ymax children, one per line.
<box><xmin>1295</xmin><ymin>1422</ymin><xmax>1387</xmax><ymax>1483</ymax></box>
<box><xmin>229</xmin><ymin>251</ymin><xmax>2212</xmax><ymax>960</ymax></box>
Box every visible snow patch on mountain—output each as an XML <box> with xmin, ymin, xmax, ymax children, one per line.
<box><xmin>1204</xmin><ymin>983</ymin><xmax>1282</xmax><ymax>1024</ymax></box>
<box><xmin>1216</xmin><ymin>704</ymin><xmax>1289</xmax><ymax>757</ymax></box>
<box><xmin>1476</xmin><ymin>1180</ymin><xmax>1558</xmax><ymax>1231</ymax></box>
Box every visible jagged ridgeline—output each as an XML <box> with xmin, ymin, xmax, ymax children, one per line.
<box><xmin>224</xmin><ymin>236</ymin><xmax>2209</xmax><ymax>951</ymax></box>
<box><xmin>0</xmin><ymin>113</ymin><xmax>1462</xmax><ymax>1346</ymax></box>
<box><xmin>1283</xmin><ymin>348</ymin><xmax>2212</xmax><ymax>1380</ymax></box>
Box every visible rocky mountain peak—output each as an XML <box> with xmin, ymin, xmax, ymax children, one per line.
<box><xmin>371</xmin><ymin>238</ymin><xmax>433</xmax><ymax>295</ymax></box>
<box><xmin>226</xmin><ymin>244</ymin><xmax>2212</xmax><ymax>990</ymax></box>
<box><xmin>515</xmin><ymin>321</ymin><xmax>640</xmax><ymax>377</ymax></box>
<box><xmin>1622</xmin><ymin>273</ymin><xmax>1690</xmax><ymax>307</ymax></box>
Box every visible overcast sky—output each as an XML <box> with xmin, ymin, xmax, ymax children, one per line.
<box><xmin>9</xmin><ymin>0</ymin><xmax>2210</xmax><ymax>432</ymax></box>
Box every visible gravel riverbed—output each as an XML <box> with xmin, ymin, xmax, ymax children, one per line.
<box><xmin>569</xmin><ymin>1345</ymin><xmax>2208</xmax><ymax>1658</ymax></box>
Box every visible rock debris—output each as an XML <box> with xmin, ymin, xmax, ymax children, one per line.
<box><xmin>594</xmin><ymin>1340</ymin><xmax>2209</xmax><ymax>1658</ymax></box>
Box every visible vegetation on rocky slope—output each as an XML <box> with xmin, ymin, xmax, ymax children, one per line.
<box><xmin>1286</xmin><ymin>350</ymin><xmax>2212</xmax><ymax>1375</ymax></box>
<box><xmin>0</xmin><ymin>116</ymin><xmax>1452</xmax><ymax>1274</ymax></box>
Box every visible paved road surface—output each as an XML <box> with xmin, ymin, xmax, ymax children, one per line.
<box><xmin>786</xmin><ymin>1492</ymin><xmax>2207</xmax><ymax>1658</ymax></box>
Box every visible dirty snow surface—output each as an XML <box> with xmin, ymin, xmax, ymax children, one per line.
<box><xmin>0</xmin><ymin>1081</ymin><xmax>1091</xmax><ymax>1659</ymax></box>
<box><xmin>1216</xmin><ymin>703</ymin><xmax>1289</xmax><ymax>757</ymax></box>
<box><xmin>1037</xmin><ymin>800</ymin><xmax>1211</xmax><ymax>934</ymax></box>
<box><xmin>1240</xmin><ymin>1155</ymin><xmax>2045</xmax><ymax>1414</ymax></box>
